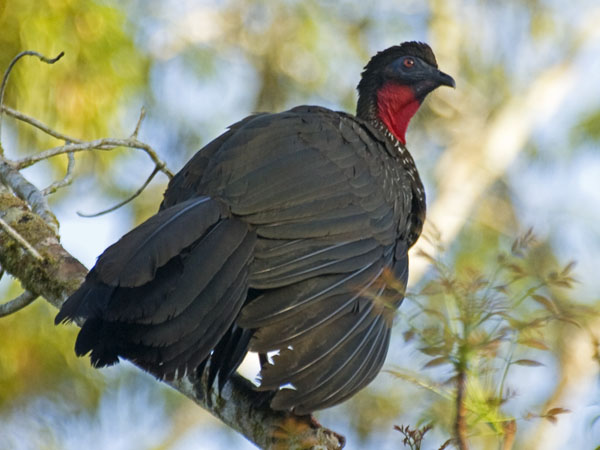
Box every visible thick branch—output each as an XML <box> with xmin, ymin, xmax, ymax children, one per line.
<box><xmin>0</xmin><ymin>215</ymin><xmax>43</xmax><ymax>261</ymax></box>
<box><xmin>0</xmin><ymin>156</ymin><xmax>59</xmax><ymax>232</ymax></box>
<box><xmin>0</xmin><ymin>189</ymin><xmax>342</xmax><ymax>449</ymax></box>
<box><xmin>0</xmin><ymin>187</ymin><xmax>86</xmax><ymax>305</ymax></box>
<box><xmin>172</xmin><ymin>376</ymin><xmax>344</xmax><ymax>449</ymax></box>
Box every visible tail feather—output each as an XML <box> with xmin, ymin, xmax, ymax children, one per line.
<box><xmin>96</xmin><ymin>197</ymin><xmax>222</xmax><ymax>287</ymax></box>
<box><xmin>56</xmin><ymin>196</ymin><xmax>256</xmax><ymax>382</ymax></box>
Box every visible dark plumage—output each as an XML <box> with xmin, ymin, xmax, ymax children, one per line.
<box><xmin>56</xmin><ymin>42</ymin><xmax>454</xmax><ymax>414</ymax></box>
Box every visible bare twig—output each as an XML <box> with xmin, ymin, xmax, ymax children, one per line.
<box><xmin>0</xmin><ymin>291</ymin><xmax>38</xmax><ymax>317</ymax></box>
<box><xmin>0</xmin><ymin>50</ymin><xmax>64</xmax><ymax>146</ymax></box>
<box><xmin>0</xmin><ymin>105</ymin><xmax>172</xmax><ymax>181</ymax></box>
<box><xmin>0</xmin><ymin>105</ymin><xmax>84</xmax><ymax>144</ymax></box>
<box><xmin>42</xmin><ymin>152</ymin><xmax>75</xmax><ymax>196</ymax></box>
<box><xmin>2</xmin><ymin>103</ymin><xmax>171</xmax><ymax>206</ymax></box>
<box><xmin>131</xmin><ymin>106</ymin><xmax>146</xmax><ymax>139</ymax></box>
<box><xmin>14</xmin><ymin>137</ymin><xmax>174</xmax><ymax>178</ymax></box>
<box><xmin>77</xmin><ymin>165</ymin><xmax>160</xmax><ymax>217</ymax></box>
<box><xmin>455</xmin><ymin>368</ymin><xmax>469</xmax><ymax>450</ymax></box>
<box><xmin>0</xmin><ymin>215</ymin><xmax>43</xmax><ymax>261</ymax></box>
<box><xmin>0</xmin><ymin>55</ymin><xmax>170</xmax><ymax>217</ymax></box>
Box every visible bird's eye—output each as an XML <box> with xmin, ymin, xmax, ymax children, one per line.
<box><xmin>403</xmin><ymin>58</ymin><xmax>415</xmax><ymax>68</ymax></box>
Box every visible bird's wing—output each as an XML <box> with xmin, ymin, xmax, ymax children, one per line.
<box><xmin>172</xmin><ymin>105</ymin><xmax>414</xmax><ymax>412</ymax></box>
<box><xmin>56</xmin><ymin>197</ymin><xmax>256</xmax><ymax>379</ymax></box>
<box><xmin>56</xmin><ymin>105</ymin><xmax>415</xmax><ymax>410</ymax></box>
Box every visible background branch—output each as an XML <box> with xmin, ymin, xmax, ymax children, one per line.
<box><xmin>14</xmin><ymin>137</ymin><xmax>173</xmax><ymax>178</ymax></box>
<box><xmin>0</xmin><ymin>290</ymin><xmax>38</xmax><ymax>317</ymax></box>
<box><xmin>42</xmin><ymin>152</ymin><xmax>75</xmax><ymax>196</ymax></box>
<box><xmin>77</xmin><ymin>165</ymin><xmax>159</xmax><ymax>218</ymax></box>
<box><xmin>1</xmin><ymin>105</ymin><xmax>82</xmax><ymax>144</ymax></box>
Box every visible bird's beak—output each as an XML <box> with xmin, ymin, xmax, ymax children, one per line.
<box><xmin>436</xmin><ymin>70</ymin><xmax>456</xmax><ymax>88</ymax></box>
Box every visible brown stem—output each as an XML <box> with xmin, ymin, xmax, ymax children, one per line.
<box><xmin>502</xmin><ymin>420</ymin><xmax>516</xmax><ymax>450</ymax></box>
<box><xmin>455</xmin><ymin>368</ymin><xmax>469</xmax><ymax>450</ymax></box>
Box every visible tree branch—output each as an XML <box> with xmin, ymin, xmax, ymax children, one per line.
<box><xmin>0</xmin><ymin>215</ymin><xmax>43</xmax><ymax>261</ymax></box>
<box><xmin>42</xmin><ymin>152</ymin><xmax>75</xmax><ymax>196</ymax></box>
<box><xmin>0</xmin><ymin>290</ymin><xmax>38</xmax><ymax>317</ymax></box>
<box><xmin>77</xmin><ymin>165</ymin><xmax>159</xmax><ymax>218</ymax></box>
<box><xmin>0</xmin><ymin>156</ymin><xmax>59</xmax><ymax>232</ymax></box>
<box><xmin>131</xmin><ymin>106</ymin><xmax>146</xmax><ymax>139</ymax></box>
<box><xmin>171</xmin><ymin>375</ymin><xmax>344</xmax><ymax>449</ymax></box>
<box><xmin>454</xmin><ymin>368</ymin><xmax>469</xmax><ymax>450</ymax></box>
<box><xmin>14</xmin><ymin>137</ymin><xmax>173</xmax><ymax>178</ymax></box>
<box><xmin>1</xmin><ymin>104</ymin><xmax>83</xmax><ymax>144</ymax></box>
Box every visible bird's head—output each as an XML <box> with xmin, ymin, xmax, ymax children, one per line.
<box><xmin>357</xmin><ymin>42</ymin><xmax>455</xmax><ymax>145</ymax></box>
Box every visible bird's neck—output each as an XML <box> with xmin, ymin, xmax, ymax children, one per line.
<box><xmin>375</xmin><ymin>83</ymin><xmax>421</xmax><ymax>145</ymax></box>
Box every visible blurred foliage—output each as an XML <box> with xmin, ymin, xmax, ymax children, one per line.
<box><xmin>0</xmin><ymin>0</ymin><xmax>599</xmax><ymax>449</ymax></box>
<box><xmin>390</xmin><ymin>228</ymin><xmax>592</xmax><ymax>448</ymax></box>
<box><xmin>394</xmin><ymin>424</ymin><xmax>435</xmax><ymax>450</ymax></box>
<box><xmin>572</xmin><ymin>109</ymin><xmax>600</xmax><ymax>144</ymax></box>
<box><xmin>0</xmin><ymin>288</ymin><xmax>104</xmax><ymax>410</ymax></box>
<box><xmin>0</xmin><ymin>0</ymin><xmax>149</xmax><ymax>142</ymax></box>
<box><xmin>0</xmin><ymin>0</ymin><xmax>151</xmax><ymax>208</ymax></box>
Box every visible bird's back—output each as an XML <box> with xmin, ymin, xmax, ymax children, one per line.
<box><xmin>57</xmin><ymin>105</ymin><xmax>425</xmax><ymax>414</ymax></box>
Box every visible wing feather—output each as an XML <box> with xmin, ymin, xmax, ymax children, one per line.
<box><xmin>57</xmin><ymin>105</ymin><xmax>419</xmax><ymax>414</ymax></box>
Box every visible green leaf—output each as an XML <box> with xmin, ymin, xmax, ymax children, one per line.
<box><xmin>557</xmin><ymin>316</ymin><xmax>582</xmax><ymax>328</ymax></box>
<box><xmin>422</xmin><ymin>308</ymin><xmax>447</xmax><ymax>322</ymax></box>
<box><xmin>420</xmin><ymin>282</ymin><xmax>443</xmax><ymax>295</ymax></box>
<box><xmin>512</xmin><ymin>359</ymin><xmax>544</xmax><ymax>367</ymax></box>
<box><xmin>423</xmin><ymin>356</ymin><xmax>450</xmax><ymax>369</ymax></box>
<box><xmin>418</xmin><ymin>346</ymin><xmax>448</xmax><ymax>356</ymax></box>
<box><xmin>545</xmin><ymin>407</ymin><xmax>571</xmax><ymax>416</ymax></box>
<box><xmin>531</xmin><ymin>295</ymin><xmax>558</xmax><ymax>314</ymax></box>
<box><xmin>518</xmin><ymin>338</ymin><xmax>550</xmax><ymax>351</ymax></box>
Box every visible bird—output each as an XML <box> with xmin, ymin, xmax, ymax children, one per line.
<box><xmin>56</xmin><ymin>41</ymin><xmax>455</xmax><ymax>415</ymax></box>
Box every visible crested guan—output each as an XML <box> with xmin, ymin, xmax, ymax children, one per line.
<box><xmin>56</xmin><ymin>41</ymin><xmax>455</xmax><ymax>414</ymax></box>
